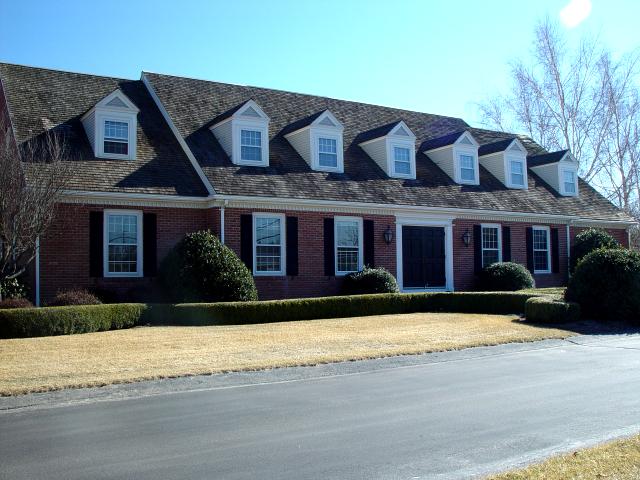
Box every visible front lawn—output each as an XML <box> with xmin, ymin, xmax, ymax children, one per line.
<box><xmin>0</xmin><ymin>312</ymin><xmax>574</xmax><ymax>396</ymax></box>
<box><xmin>487</xmin><ymin>433</ymin><xmax>640</xmax><ymax>479</ymax></box>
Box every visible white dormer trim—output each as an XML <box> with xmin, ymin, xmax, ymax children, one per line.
<box><xmin>530</xmin><ymin>151</ymin><xmax>579</xmax><ymax>197</ymax></box>
<box><xmin>285</xmin><ymin>110</ymin><xmax>345</xmax><ymax>173</ymax></box>
<box><xmin>359</xmin><ymin>121</ymin><xmax>417</xmax><ymax>179</ymax></box>
<box><xmin>81</xmin><ymin>89</ymin><xmax>139</xmax><ymax>160</ymax></box>
<box><xmin>210</xmin><ymin>100</ymin><xmax>270</xmax><ymax>167</ymax></box>
<box><xmin>479</xmin><ymin>138</ymin><xmax>528</xmax><ymax>190</ymax></box>
<box><xmin>453</xmin><ymin>132</ymin><xmax>480</xmax><ymax>185</ymax></box>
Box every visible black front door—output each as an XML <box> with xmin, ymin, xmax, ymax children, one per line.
<box><xmin>402</xmin><ymin>226</ymin><xmax>446</xmax><ymax>289</ymax></box>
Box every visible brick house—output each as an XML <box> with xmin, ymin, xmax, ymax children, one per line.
<box><xmin>0</xmin><ymin>63</ymin><xmax>633</xmax><ymax>305</ymax></box>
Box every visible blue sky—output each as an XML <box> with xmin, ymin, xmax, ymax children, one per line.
<box><xmin>1</xmin><ymin>0</ymin><xmax>637</xmax><ymax>126</ymax></box>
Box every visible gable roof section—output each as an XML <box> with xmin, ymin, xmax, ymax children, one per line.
<box><xmin>0</xmin><ymin>63</ymin><xmax>208</xmax><ymax>197</ymax></box>
<box><xmin>528</xmin><ymin>150</ymin><xmax>570</xmax><ymax>167</ymax></box>
<box><xmin>420</xmin><ymin>130</ymin><xmax>468</xmax><ymax>151</ymax></box>
<box><xmin>478</xmin><ymin>138</ymin><xmax>516</xmax><ymax>156</ymax></box>
<box><xmin>143</xmin><ymin>71</ymin><xmax>629</xmax><ymax>222</ymax></box>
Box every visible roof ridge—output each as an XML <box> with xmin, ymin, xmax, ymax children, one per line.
<box><xmin>0</xmin><ymin>61</ymin><xmax>134</xmax><ymax>82</ymax></box>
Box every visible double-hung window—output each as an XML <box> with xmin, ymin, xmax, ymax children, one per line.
<box><xmin>532</xmin><ymin>226</ymin><xmax>551</xmax><ymax>273</ymax></box>
<box><xmin>563</xmin><ymin>170</ymin><xmax>577</xmax><ymax>194</ymax></box>
<box><xmin>104</xmin><ymin>120</ymin><xmax>129</xmax><ymax>155</ymax></box>
<box><xmin>240</xmin><ymin>129</ymin><xmax>262</xmax><ymax>162</ymax></box>
<box><xmin>510</xmin><ymin>159</ymin><xmax>525</xmax><ymax>187</ymax></box>
<box><xmin>104</xmin><ymin>210</ymin><xmax>142</xmax><ymax>277</ymax></box>
<box><xmin>335</xmin><ymin>217</ymin><xmax>362</xmax><ymax>275</ymax></box>
<box><xmin>393</xmin><ymin>146</ymin><xmax>411</xmax><ymax>175</ymax></box>
<box><xmin>254</xmin><ymin>214</ymin><xmax>284</xmax><ymax>275</ymax></box>
<box><xmin>481</xmin><ymin>225</ymin><xmax>501</xmax><ymax>267</ymax></box>
<box><xmin>459</xmin><ymin>154</ymin><xmax>476</xmax><ymax>182</ymax></box>
<box><xmin>318</xmin><ymin>137</ymin><xmax>338</xmax><ymax>168</ymax></box>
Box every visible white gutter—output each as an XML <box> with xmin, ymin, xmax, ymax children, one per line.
<box><xmin>35</xmin><ymin>237</ymin><xmax>40</xmax><ymax>307</ymax></box>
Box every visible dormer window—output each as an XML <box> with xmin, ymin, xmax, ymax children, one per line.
<box><xmin>210</xmin><ymin>100</ymin><xmax>270</xmax><ymax>167</ymax></box>
<box><xmin>422</xmin><ymin>131</ymin><xmax>479</xmax><ymax>185</ymax></box>
<box><xmin>528</xmin><ymin>150</ymin><xmax>579</xmax><ymax>197</ymax></box>
<box><xmin>285</xmin><ymin>110</ymin><xmax>344</xmax><ymax>172</ymax></box>
<box><xmin>359</xmin><ymin>121</ymin><xmax>416</xmax><ymax>179</ymax></box>
<box><xmin>478</xmin><ymin>138</ymin><xmax>528</xmax><ymax>189</ymax></box>
<box><xmin>81</xmin><ymin>89</ymin><xmax>139</xmax><ymax>160</ymax></box>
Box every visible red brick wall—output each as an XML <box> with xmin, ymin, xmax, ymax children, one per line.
<box><xmin>38</xmin><ymin>203</ymin><xmax>212</xmax><ymax>303</ymax></box>
<box><xmin>222</xmin><ymin>208</ymin><xmax>396</xmax><ymax>300</ymax></box>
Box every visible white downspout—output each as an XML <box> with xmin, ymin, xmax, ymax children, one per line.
<box><xmin>220</xmin><ymin>200</ymin><xmax>227</xmax><ymax>244</ymax></box>
<box><xmin>35</xmin><ymin>237</ymin><xmax>40</xmax><ymax>307</ymax></box>
<box><xmin>566</xmin><ymin>221</ymin><xmax>572</xmax><ymax>279</ymax></box>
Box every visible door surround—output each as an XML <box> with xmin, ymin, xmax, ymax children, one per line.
<box><xmin>395</xmin><ymin>215</ymin><xmax>454</xmax><ymax>292</ymax></box>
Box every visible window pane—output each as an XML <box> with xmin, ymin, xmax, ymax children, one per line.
<box><xmin>534</xmin><ymin>251</ymin><xmax>548</xmax><ymax>271</ymax></box>
<box><xmin>255</xmin><ymin>217</ymin><xmax>281</xmax><ymax>245</ymax></box>
<box><xmin>510</xmin><ymin>160</ymin><xmax>524</xmax><ymax>185</ymax></box>
<box><xmin>104</xmin><ymin>121</ymin><xmax>128</xmax><ymax>140</ymax></box>
<box><xmin>256</xmin><ymin>246</ymin><xmax>281</xmax><ymax>272</ymax></box>
<box><xmin>564</xmin><ymin>171</ymin><xmax>576</xmax><ymax>193</ymax></box>
<box><xmin>482</xmin><ymin>227</ymin><xmax>498</xmax><ymax>249</ymax></box>
<box><xmin>104</xmin><ymin>141</ymin><xmax>128</xmax><ymax>155</ymax></box>
<box><xmin>533</xmin><ymin>229</ymin><xmax>547</xmax><ymax>250</ymax></box>
<box><xmin>533</xmin><ymin>228</ymin><xmax>549</xmax><ymax>271</ymax></box>
<box><xmin>482</xmin><ymin>249</ymin><xmax>499</xmax><ymax>267</ymax></box>
<box><xmin>460</xmin><ymin>154</ymin><xmax>475</xmax><ymax>181</ymax></box>
<box><xmin>318</xmin><ymin>138</ymin><xmax>338</xmax><ymax>168</ymax></box>
<box><xmin>255</xmin><ymin>217</ymin><xmax>281</xmax><ymax>272</ymax></box>
<box><xmin>337</xmin><ymin>247</ymin><xmax>359</xmax><ymax>273</ymax></box>
<box><xmin>336</xmin><ymin>221</ymin><xmax>359</xmax><ymax>247</ymax></box>
<box><xmin>394</xmin><ymin>147</ymin><xmax>411</xmax><ymax>174</ymax></box>
<box><xmin>107</xmin><ymin>214</ymin><xmax>138</xmax><ymax>273</ymax></box>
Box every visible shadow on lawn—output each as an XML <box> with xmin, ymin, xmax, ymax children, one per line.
<box><xmin>517</xmin><ymin>317</ymin><xmax>640</xmax><ymax>336</ymax></box>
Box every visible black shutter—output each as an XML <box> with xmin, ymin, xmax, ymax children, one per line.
<box><xmin>502</xmin><ymin>226</ymin><xmax>511</xmax><ymax>262</ymax></box>
<box><xmin>240</xmin><ymin>214</ymin><xmax>253</xmax><ymax>271</ymax></box>
<box><xmin>363</xmin><ymin>219</ymin><xmax>375</xmax><ymax>268</ymax></box>
<box><xmin>323</xmin><ymin>218</ymin><xmax>335</xmax><ymax>276</ymax></box>
<box><xmin>551</xmin><ymin>228</ymin><xmax>560</xmax><ymax>274</ymax></box>
<box><xmin>143</xmin><ymin>213</ymin><xmax>157</xmax><ymax>277</ymax></box>
<box><xmin>286</xmin><ymin>216</ymin><xmax>298</xmax><ymax>276</ymax></box>
<box><xmin>473</xmin><ymin>224</ymin><xmax>482</xmax><ymax>273</ymax></box>
<box><xmin>526</xmin><ymin>227</ymin><xmax>534</xmax><ymax>273</ymax></box>
<box><xmin>89</xmin><ymin>211</ymin><xmax>103</xmax><ymax>278</ymax></box>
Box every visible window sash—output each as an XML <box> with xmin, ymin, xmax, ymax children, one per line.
<box><xmin>106</xmin><ymin>213</ymin><xmax>139</xmax><ymax>275</ymax></box>
<box><xmin>254</xmin><ymin>216</ymin><xmax>283</xmax><ymax>274</ymax></box>
<box><xmin>241</xmin><ymin>130</ymin><xmax>262</xmax><ymax>162</ymax></box>
<box><xmin>103</xmin><ymin>120</ymin><xmax>129</xmax><ymax>155</ymax></box>
<box><xmin>564</xmin><ymin>171</ymin><xmax>576</xmax><ymax>193</ymax></box>
<box><xmin>532</xmin><ymin>228</ymin><xmax>550</xmax><ymax>272</ymax></box>
<box><xmin>510</xmin><ymin>160</ymin><xmax>524</xmax><ymax>186</ymax></box>
<box><xmin>335</xmin><ymin>219</ymin><xmax>361</xmax><ymax>274</ymax></box>
<box><xmin>459</xmin><ymin>154</ymin><xmax>475</xmax><ymax>181</ymax></box>
<box><xmin>318</xmin><ymin>137</ymin><xmax>338</xmax><ymax>168</ymax></box>
<box><xmin>394</xmin><ymin>147</ymin><xmax>411</xmax><ymax>175</ymax></box>
<box><xmin>481</xmin><ymin>226</ymin><xmax>500</xmax><ymax>267</ymax></box>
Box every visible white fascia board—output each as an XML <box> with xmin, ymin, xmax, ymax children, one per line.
<box><xmin>141</xmin><ymin>73</ymin><xmax>215</xmax><ymax>195</ymax></box>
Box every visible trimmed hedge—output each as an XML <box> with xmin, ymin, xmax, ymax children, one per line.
<box><xmin>0</xmin><ymin>304</ymin><xmax>146</xmax><ymax>339</ymax></box>
<box><xmin>146</xmin><ymin>292</ymin><xmax>538</xmax><ymax>326</ymax></box>
<box><xmin>525</xmin><ymin>297</ymin><xmax>580</xmax><ymax>324</ymax></box>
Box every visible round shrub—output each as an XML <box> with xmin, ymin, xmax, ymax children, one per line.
<box><xmin>340</xmin><ymin>267</ymin><xmax>399</xmax><ymax>295</ymax></box>
<box><xmin>0</xmin><ymin>297</ymin><xmax>33</xmax><ymax>309</ymax></box>
<box><xmin>478</xmin><ymin>262</ymin><xmax>535</xmax><ymax>291</ymax></box>
<box><xmin>570</xmin><ymin>228</ymin><xmax>620</xmax><ymax>273</ymax></box>
<box><xmin>48</xmin><ymin>289</ymin><xmax>102</xmax><ymax>307</ymax></box>
<box><xmin>159</xmin><ymin>230</ymin><xmax>258</xmax><ymax>303</ymax></box>
<box><xmin>566</xmin><ymin>248</ymin><xmax>640</xmax><ymax>321</ymax></box>
<box><xmin>525</xmin><ymin>297</ymin><xmax>580</xmax><ymax>324</ymax></box>
<box><xmin>0</xmin><ymin>277</ymin><xmax>27</xmax><ymax>300</ymax></box>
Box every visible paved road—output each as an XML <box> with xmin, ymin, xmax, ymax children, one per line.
<box><xmin>2</xmin><ymin>335</ymin><xmax>640</xmax><ymax>480</ymax></box>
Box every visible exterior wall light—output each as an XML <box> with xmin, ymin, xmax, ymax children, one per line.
<box><xmin>462</xmin><ymin>229</ymin><xmax>472</xmax><ymax>247</ymax></box>
<box><xmin>383</xmin><ymin>225</ymin><xmax>394</xmax><ymax>245</ymax></box>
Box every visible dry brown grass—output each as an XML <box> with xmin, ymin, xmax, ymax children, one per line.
<box><xmin>488</xmin><ymin>434</ymin><xmax>640</xmax><ymax>479</ymax></box>
<box><xmin>0</xmin><ymin>312</ymin><xmax>574</xmax><ymax>396</ymax></box>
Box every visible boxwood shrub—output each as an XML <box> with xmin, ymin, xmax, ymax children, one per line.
<box><xmin>570</xmin><ymin>228</ymin><xmax>620</xmax><ymax>273</ymax></box>
<box><xmin>0</xmin><ymin>303</ymin><xmax>146</xmax><ymax>338</ymax></box>
<box><xmin>525</xmin><ymin>297</ymin><xmax>580</xmax><ymax>324</ymax></box>
<box><xmin>478</xmin><ymin>262</ymin><xmax>535</xmax><ymax>291</ymax></box>
<box><xmin>566</xmin><ymin>248</ymin><xmax>640</xmax><ymax>321</ymax></box>
<box><xmin>340</xmin><ymin>267</ymin><xmax>399</xmax><ymax>295</ymax></box>
<box><xmin>146</xmin><ymin>292</ymin><xmax>537</xmax><ymax>326</ymax></box>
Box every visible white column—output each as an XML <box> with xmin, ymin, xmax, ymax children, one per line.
<box><xmin>35</xmin><ymin>237</ymin><xmax>40</xmax><ymax>307</ymax></box>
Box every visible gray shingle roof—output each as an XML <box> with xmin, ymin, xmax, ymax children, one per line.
<box><xmin>0</xmin><ymin>63</ymin><xmax>208</xmax><ymax>197</ymax></box>
<box><xmin>528</xmin><ymin>150</ymin><xmax>570</xmax><ymax>167</ymax></box>
<box><xmin>144</xmin><ymin>72</ymin><xmax>630</xmax><ymax>222</ymax></box>
<box><xmin>421</xmin><ymin>130</ymin><xmax>467</xmax><ymax>151</ymax></box>
<box><xmin>478</xmin><ymin>138</ymin><xmax>516</xmax><ymax>156</ymax></box>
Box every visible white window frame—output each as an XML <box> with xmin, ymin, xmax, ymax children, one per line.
<box><xmin>103</xmin><ymin>209</ymin><xmax>143</xmax><ymax>278</ymax></box>
<box><xmin>560</xmin><ymin>167</ymin><xmax>578</xmax><ymax>196</ymax></box>
<box><xmin>532</xmin><ymin>226</ymin><xmax>551</xmax><ymax>274</ymax></box>
<box><xmin>252</xmin><ymin>213</ymin><xmax>286</xmax><ymax>277</ymax></box>
<box><xmin>389</xmin><ymin>141</ymin><xmax>415</xmax><ymax>178</ymax></box>
<box><xmin>310</xmin><ymin>129</ymin><xmax>344</xmax><ymax>173</ymax></box>
<box><xmin>507</xmin><ymin>157</ymin><xmax>526</xmax><ymax>189</ymax></box>
<box><xmin>334</xmin><ymin>216</ymin><xmax>363</xmax><ymax>276</ymax></box>
<box><xmin>232</xmin><ymin>121</ymin><xmax>270</xmax><ymax>167</ymax></box>
<box><xmin>239</xmin><ymin>128</ymin><xmax>263</xmax><ymax>163</ymax></box>
<box><xmin>96</xmin><ymin>112</ymin><xmax>137</xmax><ymax>160</ymax></box>
<box><xmin>481</xmin><ymin>224</ymin><xmax>502</xmax><ymax>268</ymax></box>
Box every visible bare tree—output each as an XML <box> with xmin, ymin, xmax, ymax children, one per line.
<box><xmin>478</xmin><ymin>18</ymin><xmax>640</xmax><ymax>210</ymax></box>
<box><xmin>0</xmin><ymin>117</ymin><xmax>72</xmax><ymax>299</ymax></box>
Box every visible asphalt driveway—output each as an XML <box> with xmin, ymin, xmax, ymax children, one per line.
<box><xmin>1</xmin><ymin>334</ymin><xmax>640</xmax><ymax>479</ymax></box>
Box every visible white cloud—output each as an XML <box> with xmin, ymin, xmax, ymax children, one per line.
<box><xmin>559</xmin><ymin>0</ymin><xmax>592</xmax><ymax>28</ymax></box>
